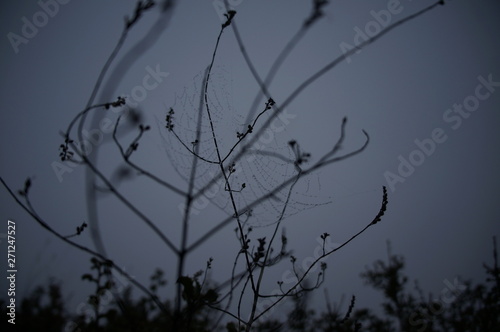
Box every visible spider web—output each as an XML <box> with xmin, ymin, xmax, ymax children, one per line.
<box><xmin>160</xmin><ymin>66</ymin><xmax>331</xmax><ymax>227</ymax></box>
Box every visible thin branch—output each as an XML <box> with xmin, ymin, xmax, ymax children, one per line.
<box><xmin>221</xmin><ymin>98</ymin><xmax>275</xmax><ymax>164</ymax></box>
<box><xmin>174</xmin><ymin>67</ymin><xmax>210</xmax><ymax>319</ymax></box>
<box><xmin>230</xmin><ymin>0</ymin><xmax>324</xmax><ymax>124</ymax></box>
<box><xmin>206</xmin><ymin>302</ymin><xmax>247</xmax><ymax>325</ymax></box>
<box><xmin>279</xmin><ymin>1</ymin><xmax>445</xmax><ymax>115</ymax></box>
<box><xmin>64</xmin><ymin>221</ymin><xmax>88</xmax><ymax>239</ymax></box>
<box><xmin>255</xmin><ymin>186</ymin><xmax>388</xmax><ymax>320</ymax></box>
<box><xmin>187</xmin><ymin>119</ymin><xmax>369</xmax><ymax>253</ymax></box>
<box><xmin>83</xmin><ymin>0</ymin><xmax>176</xmax><ymax>258</ymax></box>
<box><xmin>77</xmin><ymin>16</ymin><xmax>132</xmax><ymax>146</ymax></box>
<box><xmin>249</xmin><ymin>167</ymin><xmax>302</xmax><ymax>326</ymax></box>
<box><xmin>168</xmin><ymin>126</ymin><xmax>219</xmax><ymax>164</ymax></box>
<box><xmin>112</xmin><ymin>116</ymin><xmax>186</xmax><ymax>196</ymax></box>
<box><xmin>190</xmin><ymin>1</ymin><xmax>443</xmax><ymax>207</ymax></box>
<box><xmin>0</xmin><ymin>177</ymin><xmax>169</xmax><ymax>316</ymax></box>
<box><xmin>77</xmin><ymin>1</ymin><xmax>157</xmax><ymax>139</ymax></box>
<box><xmin>64</xmin><ymin>100</ymin><xmax>121</xmax><ymax>144</ymax></box>
<box><xmin>68</xmin><ymin>139</ymin><xmax>179</xmax><ymax>255</ymax></box>
<box><xmin>202</xmin><ymin>11</ymin><xmax>262</xmax><ymax>301</ymax></box>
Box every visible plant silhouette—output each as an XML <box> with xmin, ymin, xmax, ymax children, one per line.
<box><xmin>2</xmin><ymin>237</ymin><xmax>498</xmax><ymax>331</ymax></box>
<box><xmin>0</xmin><ymin>1</ymin><xmax>450</xmax><ymax>331</ymax></box>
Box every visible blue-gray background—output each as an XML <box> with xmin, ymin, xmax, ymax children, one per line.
<box><xmin>1</xmin><ymin>0</ymin><xmax>499</xmax><ymax>322</ymax></box>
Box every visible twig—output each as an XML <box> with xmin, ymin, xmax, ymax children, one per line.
<box><xmin>255</xmin><ymin>186</ymin><xmax>387</xmax><ymax>320</ymax></box>
<box><xmin>112</xmin><ymin>116</ymin><xmax>186</xmax><ymax>196</ymax></box>
<box><xmin>187</xmin><ymin>118</ymin><xmax>368</xmax><ymax>253</ymax></box>
<box><xmin>66</xmin><ymin>139</ymin><xmax>179</xmax><ymax>254</ymax></box>
<box><xmin>174</xmin><ymin>67</ymin><xmax>211</xmax><ymax>322</ymax></box>
<box><xmin>0</xmin><ymin>177</ymin><xmax>170</xmax><ymax>316</ymax></box>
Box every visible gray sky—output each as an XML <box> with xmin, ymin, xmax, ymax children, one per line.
<box><xmin>1</xmin><ymin>0</ymin><xmax>499</xmax><ymax>325</ymax></box>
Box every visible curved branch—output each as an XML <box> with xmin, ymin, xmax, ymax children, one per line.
<box><xmin>0</xmin><ymin>177</ymin><xmax>170</xmax><ymax>317</ymax></box>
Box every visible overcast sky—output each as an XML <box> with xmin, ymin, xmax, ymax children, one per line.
<box><xmin>1</xmin><ymin>0</ymin><xmax>499</xmax><ymax>326</ymax></box>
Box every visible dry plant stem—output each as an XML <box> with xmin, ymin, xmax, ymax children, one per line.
<box><xmin>193</xmin><ymin>116</ymin><xmax>366</xmax><ymax>329</ymax></box>
<box><xmin>209</xmin><ymin>302</ymin><xmax>246</xmax><ymax>325</ymax></box>
<box><xmin>187</xmin><ymin>119</ymin><xmax>369</xmax><ymax>254</ymax></box>
<box><xmin>211</xmin><ymin>251</ymin><xmax>262</xmax><ymax>327</ymax></box>
<box><xmin>78</xmin><ymin>7</ymin><xmax>135</xmax><ymax>258</ymax></box>
<box><xmin>2</xmin><ymin>4</ymin><xmax>174</xmax><ymax>317</ymax></box>
<box><xmin>221</xmin><ymin>101</ymin><xmax>273</xmax><ymax>164</ymax></box>
<box><xmin>197</xmin><ymin>19</ymin><xmax>283</xmax><ymax>328</ymax></box>
<box><xmin>169</xmin><ymin>128</ymin><xmax>219</xmax><ymax>164</ymax></box>
<box><xmin>230</xmin><ymin>1</ymin><xmax>445</xmax><ymax>170</ymax></box>
<box><xmin>209</xmin><ymin>250</ymin><xmax>246</xmax><ymax>325</ymax></box>
<box><xmin>238</xmin><ymin>273</ymin><xmax>253</xmax><ymax>327</ymax></box>
<box><xmin>278</xmin><ymin>1</ymin><xmax>445</xmax><ymax>116</ymax></box>
<box><xmin>0</xmin><ymin>1</ymin><xmax>440</xmax><ymax>328</ymax></box>
<box><xmin>64</xmin><ymin>103</ymin><xmax>109</xmax><ymax>144</ymax></box>
<box><xmin>77</xmin><ymin>29</ymin><xmax>129</xmax><ymax>144</ymax></box>
<box><xmin>232</xmin><ymin>19</ymin><xmax>306</xmax><ymax>125</ymax></box>
<box><xmin>190</xmin><ymin>1</ymin><xmax>444</xmax><ymax>206</ymax></box>
<box><xmin>67</xmin><ymin>138</ymin><xmax>179</xmax><ymax>254</ymax></box>
<box><xmin>112</xmin><ymin>116</ymin><xmax>186</xmax><ymax>196</ymax></box>
<box><xmin>248</xmin><ymin>170</ymin><xmax>302</xmax><ymax>327</ymax></box>
<box><xmin>84</xmin><ymin>1</ymin><xmax>176</xmax><ymax>257</ymax></box>
<box><xmin>77</xmin><ymin>0</ymin><xmax>157</xmax><ymax>141</ymax></box>
<box><xmin>215</xmin><ymin>252</ymin><xmax>247</xmax><ymax>324</ymax></box>
<box><xmin>0</xmin><ymin>177</ymin><xmax>169</xmax><ymax>316</ymax></box>
<box><xmin>169</xmin><ymin>97</ymin><xmax>273</xmax><ymax>166</ymax></box>
<box><xmin>174</xmin><ymin>68</ymin><xmax>210</xmax><ymax>321</ymax></box>
<box><xmin>203</xmin><ymin>24</ymin><xmax>260</xmax><ymax>295</ymax></box>
<box><xmin>255</xmin><ymin>186</ymin><xmax>387</xmax><ymax>321</ymax></box>
<box><xmin>341</xmin><ymin>295</ymin><xmax>356</xmax><ymax>324</ymax></box>
<box><xmin>65</xmin><ymin>107</ymin><xmax>182</xmax><ymax>257</ymax></box>
<box><xmin>229</xmin><ymin>0</ymin><xmax>328</xmax><ymax>124</ymax></box>
<box><xmin>195</xmin><ymin>121</ymin><xmax>370</xmax><ymax>328</ymax></box>
<box><xmin>186</xmin><ymin>2</ymin><xmax>442</xmax><ymax>261</ymax></box>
